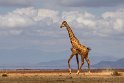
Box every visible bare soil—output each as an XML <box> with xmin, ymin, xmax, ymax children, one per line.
<box><xmin>0</xmin><ymin>69</ymin><xmax>124</xmax><ymax>83</ymax></box>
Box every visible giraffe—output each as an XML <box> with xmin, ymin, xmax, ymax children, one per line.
<box><xmin>60</xmin><ymin>21</ymin><xmax>91</xmax><ymax>75</ymax></box>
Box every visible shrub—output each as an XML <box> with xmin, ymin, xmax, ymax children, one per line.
<box><xmin>112</xmin><ymin>71</ymin><xmax>121</xmax><ymax>76</ymax></box>
<box><xmin>2</xmin><ymin>73</ymin><xmax>8</xmax><ymax>77</ymax></box>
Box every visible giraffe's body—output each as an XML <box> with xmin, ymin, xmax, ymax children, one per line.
<box><xmin>60</xmin><ymin>21</ymin><xmax>90</xmax><ymax>74</ymax></box>
<box><xmin>67</xmin><ymin>26</ymin><xmax>88</xmax><ymax>55</ymax></box>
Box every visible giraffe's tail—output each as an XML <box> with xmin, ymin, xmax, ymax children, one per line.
<box><xmin>87</xmin><ymin>47</ymin><xmax>91</xmax><ymax>51</ymax></box>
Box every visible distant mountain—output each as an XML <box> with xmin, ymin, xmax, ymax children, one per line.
<box><xmin>89</xmin><ymin>55</ymin><xmax>117</xmax><ymax>65</ymax></box>
<box><xmin>8</xmin><ymin>57</ymin><xmax>124</xmax><ymax>69</ymax></box>
<box><xmin>93</xmin><ymin>58</ymin><xmax>124</xmax><ymax>68</ymax></box>
<box><xmin>0</xmin><ymin>56</ymin><xmax>123</xmax><ymax>69</ymax></box>
<box><xmin>36</xmin><ymin>56</ymin><xmax>118</xmax><ymax>69</ymax></box>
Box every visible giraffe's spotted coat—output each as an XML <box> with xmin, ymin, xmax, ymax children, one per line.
<box><xmin>60</xmin><ymin>21</ymin><xmax>91</xmax><ymax>74</ymax></box>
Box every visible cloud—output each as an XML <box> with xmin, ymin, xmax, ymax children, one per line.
<box><xmin>59</xmin><ymin>0</ymin><xmax>124</xmax><ymax>7</ymax></box>
<box><xmin>0</xmin><ymin>14</ymin><xmax>34</xmax><ymax>28</ymax></box>
<box><xmin>35</xmin><ymin>9</ymin><xmax>59</xmax><ymax>24</ymax></box>
<box><xmin>0</xmin><ymin>0</ymin><xmax>36</xmax><ymax>7</ymax></box>
<box><xmin>0</xmin><ymin>7</ymin><xmax>60</xmax><ymax>37</ymax></box>
<box><xmin>101</xmin><ymin>9</ymin><xmax>124</xmax><ymax>32</ymax></box>
<box><xmin>62</xmin><ymin>9</ymin><xmax>124</xmax><ymax>37</ymax></box>
<box><xmin>62</xmin><ymin>11</ymin><xmax>96</xmax><ymax>28</ymax></box>
<box><xmin>0</xmin><ymin>7</ymin><xmax>124</xmax><ymax>38</ymax></box>
<box><xmin>0</xmin><ymin>7</ymin><xmax>59</xmax><ymax>29</ymax></box>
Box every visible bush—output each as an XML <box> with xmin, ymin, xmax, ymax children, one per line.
<box><xmin>2</xmin><ymin>73</ymin><xmax>8</xmax><ymax>77</ymax></box>
<box><xmin>112</xmin><ymin>71</ymin><xmax>121</xmax><ymax>76</ymax></box>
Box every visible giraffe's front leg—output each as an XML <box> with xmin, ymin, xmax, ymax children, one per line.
<box><xmin>68</xmin><ymin>48</ymin><xmax>77</xmax><ymax>75</ymax></box>
<box><xmin>68</xmin><ymin>53</ymin><xmax>74</xmax><ymax>75</ymax></box>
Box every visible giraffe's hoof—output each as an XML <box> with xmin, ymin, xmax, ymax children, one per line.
<box><xmin>69</xmin><ymin>69</ymin><xmax>71</xmax><ymax>75</ymax></box>
<box><xmin>69</xmin><ymin>72</ymin><xmax>71</xmax><ymax>75</ymax></box>
<box><xmin>76</xmin><ymin>70</ymin><xmax>80</xmax><ymax>75</ymax></box>
<box><xmin>76</xmin><ymin>72</ymin><xmax>79</xmax><ymax>75</ymax></box>
<box><xmin>76</xmin><ymin>73</ymin><xmax>79</xmax><ymax>75</ymax></box>
<box><xmin>69</xmin><ymin>73</ymin><xmax>71</xmax><ymax>75</ymax></box>
<box><xmin>88</xmin><ymin>71</ymin><xmax>90</xmax><ymax>74</ymax></box>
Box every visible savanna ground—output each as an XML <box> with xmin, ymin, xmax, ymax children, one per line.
<box><xmin>0</xmin><ymin>69</ymin><xmax>124</xmax><ymax>83</ymax></box>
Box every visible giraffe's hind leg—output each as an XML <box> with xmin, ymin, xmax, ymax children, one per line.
<box><xmin>85</xmin><ymin>57</ymin><xmax>90</xmax><ymax>73</ymax></box>
<box><xmin>76</xmin><ymin>54</ymin><xmax>79</xmax><ymax>75</ymax></box>
<box><xmin>77</xmin><ymin>55</ymin><xmax>84</xmax><ymax>75</ymax></box>
<box><xmin>76</xmin><ymin>54</ymin><xmax>79</xmax><ymax>70</ymax></box>
<box><xmin>85</xmin><ymin>52</ymin><xmax>90</xmax><ymax>73</ymax></box>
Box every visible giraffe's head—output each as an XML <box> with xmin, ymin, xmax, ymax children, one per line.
<box><xmin>60</xmin><ymin>21</ymin><xmax>68</xmax><ymax>28</ymax></box>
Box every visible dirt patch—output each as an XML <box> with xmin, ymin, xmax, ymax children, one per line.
<box><xmin>0</xmin><ymin>69</ymin><xmax>124</xmax><ymax>83</ymax></box>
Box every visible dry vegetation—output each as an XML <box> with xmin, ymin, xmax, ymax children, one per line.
<box><xmin>0</xmin><ymin>69</ymin><xmax>124</xmax><ymax>83</ymax></box>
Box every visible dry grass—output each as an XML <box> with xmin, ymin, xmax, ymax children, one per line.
<box><xmin>0</xmin><ymin>69</ymin><xmax>124</xmax><ymax>83</ymax></box>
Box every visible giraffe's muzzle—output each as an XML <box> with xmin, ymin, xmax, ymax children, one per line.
<box><xmin>60</xmin><ymin>25</ymin><xmax>63</xmax><ymax>28</ymax></box>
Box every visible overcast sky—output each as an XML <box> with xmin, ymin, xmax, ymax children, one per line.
<box><xmin>0</xmin><ymin>0</ymin><xmax>124</xmax><ymax>65</ymax></box>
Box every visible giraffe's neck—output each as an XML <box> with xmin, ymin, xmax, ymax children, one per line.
<box><xmin>65</xmin><ymin>24</ymin><xmax>78</xmax><ymax>43</ymax></box>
